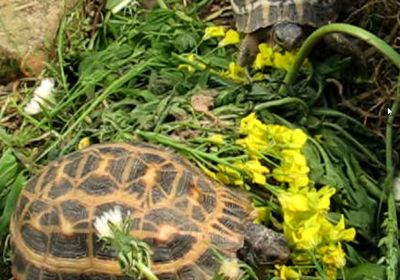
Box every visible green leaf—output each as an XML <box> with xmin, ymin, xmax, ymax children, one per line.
<box><xmin>344</xmin><ymin>263</ymin><xmax>386</xmax><ymax>280</ymax></box>
<box><xmin>0</xmin><ymin>171</ymin><xmax>26</xmax><ymax>238</ymax></box>
<box><xmin>173</xmin><ymin>32</ymin><xmax>198</xmax><ymax>53</ymax></box>
<box><xmin>0</xmin><ymin>149</ymin><xmax>19</xmax><ymax>190</ymax></box>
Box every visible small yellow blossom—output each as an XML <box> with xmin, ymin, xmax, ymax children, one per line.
<box><xmin>77</xmin><ymin>137</ymin><xmax>91</xmax><ymax>150</ymax></box>
<box><xmin>273</xmin><ymin>51</ymin><xmax>296</xmax><ymax>71</ymax></box>
<box><xmin>203</xmin><ymin>26</ymin><xmax>225</xmax><ymax>40</ymax></box>
<box><xmin>178</xmin><ymin>54</ymin><xmax>206</xmax><ymax>73</ymax></box>
<box><xmin>208</xmin><ymin>134</ymin><xmax>225</xmax><ymax>145</ymax></box>
<box><xmin>320</xmin><ymin>243</ymin><xmax>347</xmax><ymax>268</ymax></box>
<box><xmin>277</xmin><ymin>186</ymin><xmax>337</xmax><ymax>248</ymax></box>
<box><xmin>253</xmin><ymin>206</ymin><xmax>270</xmax><ymax>224</ymax></box>
<box><xmin>218</xmin><ymin>29</ymin><xmax>240</xmax><ymax>47</ymax></box>
<box><xmin>251</xmin><ymin>72</ymin><xmax>266</xmax><ymax>82</ymax></box>
<box><xmin>290</xmin><ymin>215</ymin><xmax>323</xmax><ymax>249</ymax></box>
<box><xmin>321</xmin><ymin>215</ymin><xmax>356</xmax><ymax>243</ymax></box>
<box><xmin>238</xmin><ymin>112</ymin><xmax>266</xmax><ymax>137</ymax></box>
<box><xmin>252</xmin><ymin>43</ymin><xmax>310</xmax><ymax>71</ymax></box>
<box><xmin>220</xmin><ymin>62</ymin><xmax>247</xmax><ymax>84</ymax></box>
<box><xmin>216</xmin><ymin>164</ymin><xmax>244</xmax><ymax>186</ymax></box>
<box><xmin>236</xmin><ymin>159</ymin><xmax>270</xmax><ymax>185</ymax></box>
<box><xmin>275</xmin><ymin>265</ymin><xmax>300</xmax><ymax>280</ymax></box>
<box><xmin>273</xmin><ymin>149</ymin><xmax>310</xmax><ymax>189</ymax></box>
<box><xmin>253</xmin><ymin>43</ymin><xmax>274</xmax><ymax>70</ymax></box>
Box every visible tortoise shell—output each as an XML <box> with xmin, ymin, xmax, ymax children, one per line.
<box><xmin>10</xmin><ymin>143</ymin><xmax>254</xmax><ymax>280</ymax></box>
<box><xmin>231</xmin><ymin>0</ymin><xmax>341</xmax><ymax>33</ymax></box>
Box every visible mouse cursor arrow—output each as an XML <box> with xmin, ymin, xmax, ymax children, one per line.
<box><xmin>388</xmin><ymin>108</ymin><xmax>392</xmax><ymax>115</ymax></box>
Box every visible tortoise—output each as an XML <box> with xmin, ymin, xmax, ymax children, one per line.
<box><xmin>9</xmin><ymin>143</ymin><xmax>290</xmax><ymax>280</ymax></box>
<box><xmin>230</xmin><ymin>0</ymin><xmax>363</xmax><ymax>66</ymax></box>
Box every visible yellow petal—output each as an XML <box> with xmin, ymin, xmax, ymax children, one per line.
<box><xmin>275</xmin><ymin>265</ymin><xmax>300</xmax><ymax>280</ymax></box>
<box><xmin>208</xmin><ymin>134</ymin><xmax>225</xmax><ymax>145</ymax></box>
<box><xmin>273</xmin><ymin>51</ymin><xmax>295</xmax><ymax>71</ymax></box>
<box><xmin>218</xmin><ymin>29</ymin><xmax>240</xmax><ymax>47</ymax></box>
<box><xmin>77</xmin><ymin>137</ymin><xmax>90</xmax><ymax>150</ymax></box>
<box><xmin>203</xmin><ymin>26</ymin><xmax>225</xmax><ymax>40</ymax></box>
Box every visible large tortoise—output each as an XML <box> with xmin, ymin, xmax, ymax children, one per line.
<box><xmin>10</xmin><ymin>143</ymin><xmax>290</xmax><ymax>280</ymax></box>
<box><xmin>231</xmin><ymin>0</ymin><xmax>362</xmax><ymax>66</ymax></box>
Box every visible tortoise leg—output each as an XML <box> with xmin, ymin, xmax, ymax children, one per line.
<box><xmin>323</xmin><ymin>33</ymin><xmax>367</xmax><ymax>69</ymax></box>
<box><xmin>237</xmin><ymin>28</ymin><xmax>269</xmax><ymax>67</ymax></box>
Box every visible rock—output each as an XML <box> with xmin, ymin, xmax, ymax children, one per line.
<box><xmin>0</xmin><ymin>0</ymin><xmax>79</xmax><ymax>82</ymax></box>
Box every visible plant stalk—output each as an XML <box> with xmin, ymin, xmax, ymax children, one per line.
<box><xmin>280</xmin><ymin>23</ymin><xmax>400</xmax><ymax>94</ymax></box>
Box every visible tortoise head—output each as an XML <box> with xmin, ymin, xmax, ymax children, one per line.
<box><xmin>237</xmin><ymin>223</ymin><xmax>290</xmax><ymax>266</ymax></box>
<box><xmin>272</xmin><ymin>22</ymin><xmax>303</xmax><ymax>50</ymax></box>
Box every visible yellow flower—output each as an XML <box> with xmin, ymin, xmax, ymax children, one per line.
<box><xmin>251</xmin><ymin>72</ymin><xmax>266</xmax><ymax>81</ymax></box>
<box><xmin>320</xmin><ymin>244</ymin><xmax>347</xmax><ymax>268</ymax></box>
<box><xmin>220</xmin><ymin>62</ymin><xmax>247</xmax><ymax>84</ymax></box>
<box><xmin>275</xmin><ymin>265</ymin><xmax>300</xmax><ymax>280</ymax></box>
<box><xmin>203</xmin><ymin>26</ymin><xmax>225</xmax><ymax>40</ymax></box>
<box><xmin>77</xmin><ymin>137</ymin><xmax>90</xmax><ymax>150</ymax></box>
<box><xmin>273</xmin><ymin>149</ymin><xmax>310</xmax><ymax>189</ymax></box>
<box><xmin>236</xmin><ymin>135</ymin><xmax>270</xmax><ymax>157</ymax></box>
<box><xmin>218</xmin><ymin>29</ymin><xmax>240</xmax><ymax>47</ymax></box>
<box><xmin>208</xmin><ymin>134</ymin><xmax>225</xmax><ymax>145</ymax></box>
<box><xmin>277</xmin><ymin>186</ymin><xmax>337</xmax><ymax>248</ymax></box>
<box><xmin>216</xmin><ymin>164</ymin><xmax>244</xmax><ymax>186</ymax></box>
<box><xmin>321</xmin><ymin>215</ymin><xmax>356</xmax><ymax>243</ymax></box>
<box><xmin>178</xmin><ymin>54</ymin><xmax>206</xmax><ymax>73</ymax></box>
<box><xmin>238</xmin><ymin>112</ymin><xmax>266</xmax><ymax>136</ymax></box>
<box><xmin>252</xmin><ymin>43</ymin><xmax>311</xmax><ymax>71</ymax></box>
<box><xmin>253</xmin><ymin>43</ymin><xmax>274</xmax><ymax>69</ymax></box>
<box><xmin>236</xmin><ymin>159</ymin><xmax>269</xmax><ymax>185</ymax></box>
<box><xmin>273</xmin><ymin>51</ymin><xmax>296</xmax><ymax>71</ymax></box>
<box><xmin>253</xmin><ymin>206</ymin><xmax>270</xmax><ymax>224</ymax></box>
<box><xmin>290</xmin><ymin>215</ymin><xmax>323</xmax><ymax>249</ymax></box>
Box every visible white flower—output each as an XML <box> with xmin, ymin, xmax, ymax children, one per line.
<box><xmin>218</xmin><ymin>259</ymin><xmax>242</xmax><ymax>280</ymax></box>
<box><xmin>94</xmin><ymin>206</ymin><xmax>124</xmax><ymax>239</ymax></box>
<box><xmin>24</xmin><ymin>78</ymin><xmax>56</xmax><ymax>115</ymax></box>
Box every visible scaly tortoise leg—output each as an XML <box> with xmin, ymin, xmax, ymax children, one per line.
<box><xmin>237</xmin><ymin>28</ymin><xmax>270</xmax><ymax>67</ymax></box>
<box><xmin>323</xmin><ymin>33</ymin><xmax>367</xmax><ymax>70</ymax></box>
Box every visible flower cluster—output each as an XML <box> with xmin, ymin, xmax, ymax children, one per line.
<box><xmin>235</xmin><ymin>113</ymin><xmax>309</xmax><ymax>189</ymax></box>
<box><xmin>203</xmin><ymin>26</ymin><xmax>240</xmax><ymax>47</ymax></box>
<box><xmin>253</xmin><ymin>43</ymin><xmax>310</xmax><ymax>71</ymax></box>
<box><xmin>213</xmin><ymin>113</ymin><xmax>355</xmax><ymax>279</ymax></box>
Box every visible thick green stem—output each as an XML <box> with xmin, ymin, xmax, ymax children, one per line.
<box><xmin>280</xmin><ymin>23</ymin><xmax>400</xmax><ymax>94</ymax></box>
<box><xmin>156</xmin><ymin>0</ymin><xmax>168</xmax><ymax>9</ymax></box>
<box><xmin>137</xmin><ymin>263</ymin><xmax>159</xmax><ymax>280</ymax></box>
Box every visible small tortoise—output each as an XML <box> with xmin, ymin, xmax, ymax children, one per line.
<box><xmin>231</xmin><ymin>0</ymin><xmax>362</xmax><ymax>66</ymax></box>
<box><xmin>10</xmin><ymin>143</ymin><xmax>289</xmax><ymax>280</ymax></box>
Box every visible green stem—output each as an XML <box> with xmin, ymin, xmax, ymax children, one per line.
<box><xmin>137</xmin><ymin>262</ymin><xmax>159</xmax><ymax>280</ymax></box>
<box><xmin>254</xmin><ymin>97</ymin><xmax>308</xmax><ymax>113</ymax></box>
<box><xmin>156</xmin><ymin>0</ymin><xmax>168</xmax><ymax>9</ymax></box>
<box><xmin>386</xmin><ymin>75</ymin><xmax>400</xmax><ymax>173</ymax></box>
<box><xmin>280</xmin><ymin>23</ymin><xmax>400</xmax><ymax>94</ymax></box>
<box><xmin>137</xmin><ymin>131</ymin><xmax>241</xmax><ymax>171</ymax></box>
